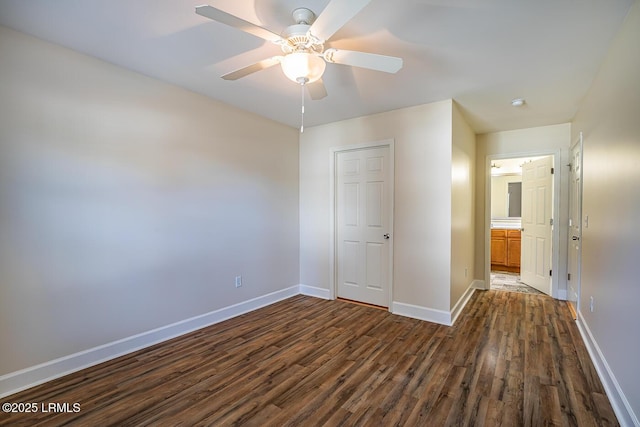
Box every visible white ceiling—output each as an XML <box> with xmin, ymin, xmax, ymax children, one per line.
<box><xmin>0</xmin><ymin>0</ymin><xmax>633</xmax><ymax>133</ymax></box>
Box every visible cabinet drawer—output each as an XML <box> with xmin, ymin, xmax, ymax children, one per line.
<box><xmin>507</xmin><ymin>229</ymin><xmax>521</xmax><ymax>239</ymax></box>
<box><xmin>491</xmin><ymin>229</ymin><xmax>507</xmax><ymax>238</ymax></box>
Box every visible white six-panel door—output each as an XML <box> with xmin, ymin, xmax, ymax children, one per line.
<box><xmin>520</xmin><ymin>156</ymin><xmax>553</xmax><ymax>295</ymax></box>
<box><xmin>336</xmin><ymin>146</ymin><xmax>391</xmax><ymax>307</ymax></box>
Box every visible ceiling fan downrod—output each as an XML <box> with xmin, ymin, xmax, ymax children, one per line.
<box><xmin>298</xmin><ymin>77</ymin><xmax>308</xmax><ymax>133</ymax></box>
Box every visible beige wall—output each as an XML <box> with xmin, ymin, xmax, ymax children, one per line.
<box><xmin>299</xmin><ymin>100</ymin><xmax>454</xmax><ymax>313</ymax></box>
<box><xmin>475</xmin><ymin>123</ymin><xmax>571</xmax><ymax>294</ymax></box>
<box><xmin>0</xmin><ymin>26</ymin><xmax>300</xmax><ymax>375</ymax></box>
<box><xmin>450</xmin><ymin>102</ymin><xmax>476</xmax><ymax>308</ymax></box>
<box><xmin>571</xmin><ymin>1</ymin><xmax>640</xmax><ymax>421</ymax></box>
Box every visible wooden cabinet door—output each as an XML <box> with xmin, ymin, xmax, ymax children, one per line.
<box><xmin>507</xmin><ymin>237</ymin><xmax>521</xmax><ymax>267</ymax></box>
<box><xmin>506</xmin><ymin>230</ymin><xmax>521</xmax><ymax>267</ymax></box>
<box><xmin>491</xmin><ymin>236</ymin><xmax>506</xmax><ymax>265</ymax></box>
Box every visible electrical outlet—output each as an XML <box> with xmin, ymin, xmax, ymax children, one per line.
<box><xmin>235</xmin><ymin>276</ymin><xmax>242</xmax><ymax>288</ymax></box>
<box><xmin>590</xmin><ymin>296</ymin><xmax>594</xmax><ymax>312</ymax></box>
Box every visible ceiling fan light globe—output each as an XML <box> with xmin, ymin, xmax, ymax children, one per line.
<box><xmin>281</xmin><ymin>52</ymin><xmax>326</xmax><ymax>84</ymax></box>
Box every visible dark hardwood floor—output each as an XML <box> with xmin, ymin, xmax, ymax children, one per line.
<box><xmin>0</xmin><ymin>290</ymin><xmax>618</xmax><ymax>426</ymax></box>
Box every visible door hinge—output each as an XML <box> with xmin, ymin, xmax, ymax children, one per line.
<box><xmin>550</xmin><ymin>218</ymin><xmax>554</xmax><ymax>226</ymax></box>
<box><xmin>568</xmin><ymin>273</ymin><xmax>571</xmax><ymax>281</ymax></box>
<box><xmin>549</xmin><ymin>269</ymin><xmax>552</xmax><ymax>277</ymax></box>
<box><xmin>568</xmin><ymin>163</ymin><xmax>572</xmax><ymax>172</ymax></box>
<box><xmin>551</xmin><ymin>167</ymin><xmax>555</xmax><ymax>174</ymax></box>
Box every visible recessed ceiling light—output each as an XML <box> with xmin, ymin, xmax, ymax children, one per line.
<box><xmin>511</xmin><ymin>98</ymin><xmax>526</xmax><ymax>107</ymax></box>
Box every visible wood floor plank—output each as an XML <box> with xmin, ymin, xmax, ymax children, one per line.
<box><xmin>0</xmin><ymin>292</ymin><xmax>619</xmax><ymax>426</ymax></box>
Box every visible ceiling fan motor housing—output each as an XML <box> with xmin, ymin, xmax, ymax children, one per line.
<box><xmin>281</xmin><ymin>26</ymin><xmax>323</xmax><ymax>55</ymax></box>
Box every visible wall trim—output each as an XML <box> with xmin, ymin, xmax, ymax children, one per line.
<box><xmin>392</xmin><ymin>280</ymin><xmax>481</xmax><ymax>327</ymax></box>
<box><xmin>391</xmin><ymin>302</ymin><xmax>452</xmax><ymax>326</ymax></box>
<box><xmin>472</xmin><ymin>279</ymin><xmax>486</xmax><ymax>290</ymax></box>
<box><xmin>576</xmin><ymin>311</ymin><xmax>639</xmax><ymax>427</ymax></box>
<box><xmin>299</xmin><ymin>284</ymin><xmax>331</xmax><ymax>300</ymax></box>
<box><xmin>451</xmin><ymin>282</ymin><xmax>480</xmax><ymax>325</ymax></box>
<box><xmin>0</xmin><ymin>285</ymin><xmax>300</xmax><ymax>399</ymax></box>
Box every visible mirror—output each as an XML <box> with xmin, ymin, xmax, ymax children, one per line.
<box><xmin>508</xmin><ymin>182</ymin><xmax>522</xmax><ymax>217</ymax></box>
<box><xmin>491</xmin><ymin>174</ymin><xmax>522</xmax><ymax>218</ymax></box>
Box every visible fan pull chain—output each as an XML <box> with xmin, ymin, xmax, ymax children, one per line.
<box><xmin>300</xmin><ymin>82</ymin><xmax>305</xmax><ymax>133</ymax></box>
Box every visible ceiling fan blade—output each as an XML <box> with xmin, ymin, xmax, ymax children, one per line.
<box><xmin>324</xmin><ymin>49</ymin><xmax>403</xmax><ymax>73</ymax></box>
<box><xmin>196</xmin><ymin>5</ymin><xmax>282</xmax><ymax>43</ymax></box>
<box><xmin>221</xmin><ymin>57</ymin><xmax>283</xmax><ymax>80</ymax></box>
<box><xmin>307</xmin><ymin>79</ymin><xmax>328</xmax><ymax>100</ymax></box>
<box><xmin>308</xmin><ymin>0</ymin><xmax>372</xmax><ymax>42</ymax></box>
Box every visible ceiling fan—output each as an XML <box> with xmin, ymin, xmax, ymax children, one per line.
<box><xmin>195</xmin><ymin>0</ymin><xmax>403</xmax><ymax>101</ymax></box>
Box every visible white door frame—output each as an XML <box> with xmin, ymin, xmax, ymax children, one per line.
<box><xmin>568</xmin><ymin>132</ymin><xmax>584</xmax><ymax>312</ymax></box>
<box><xmin>329</xmin><ymin>139</ymin><xmax>395</xmax><ymax>309</ymax></box>
<box><xmin>484</xmin><ymin>149</ymin><xmax>562</xmax><ymax>298</ymax></box>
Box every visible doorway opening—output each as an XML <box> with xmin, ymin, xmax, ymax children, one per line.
<box><xmin>487</xmin><ymin>153</ymin><xmax>558</xmax><ymax>296</ymax></box>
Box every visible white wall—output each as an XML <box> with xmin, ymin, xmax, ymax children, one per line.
<box><xmin>475</xmin><ymin>123</ymin><xmax>571</xmax><ymax>296</ymax></box>
<box><xmin>299</xmin><ymin>100</ymin><xmax>454</xmax><ymax>314</ymax></box>
<box><xmin>0</xmin><ymin>26</ymin><xmax>299</xmax><ymax>376</ymax></box>
<box><xmin>571</xmin><ymin>1</ymin><xmax>640</xmax><ymax>424</ymax></box>
<box><xmin>451</xmin><ymin>102</ymin><xmax>476</xmax><ymax>307</ymax></box>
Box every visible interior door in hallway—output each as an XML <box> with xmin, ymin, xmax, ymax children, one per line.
<box><xmin>336</xmin><ymin>146</ymin><xmax>391</xmax><ymax>307</ymax></box>
<box><xmin>568</xmin><ymin>141</ymin><xmax>583</xmax><ymax>316</ymax></box>
<box><xmin>520</xmin><ymin>156</ymin><xmax>553</xmax><ymax>295</ymax></box>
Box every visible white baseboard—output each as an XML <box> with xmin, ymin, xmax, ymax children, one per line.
<box><xmin>472</xmin><ymin>279</ymin><xmax>486</xmax><ymax>290</ymax></box>
<box><xmin>391</xmin><ymin>301</ymin><xmax>452</xmax><ymax>326</ymax></box>
<box><xmin>0</xmin><ymin>285</ymin><xmax>300</xmax><ymax>399</ymax></box>
<box><xmin>451</xmin><ymin>282</ymin><xmax>479</xmax><ymax>325</ymax></box>
<box><xmin>556</xmin><ymin>288</ymin><xmax>568</xmax><ymax>300</ymax></box>
<box><xmin>576</xmin><ymin>311</ymin><xmax>639</xmax><ymax>427</ymax></box>
<box><xmin>299</xmin><ymin>284</ymin><xmax>331</xmax><ymax>299</ymax></box>
<box><xmin>392</xmin><ymin>281</ymin><xmax>480</xmax><ymax>327</ymax></box>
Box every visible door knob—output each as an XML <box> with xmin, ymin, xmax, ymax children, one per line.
<box><xmin>383</xmin><ymin>234</ymin><xmax>390</xmax><ymax>239</ymax></box>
